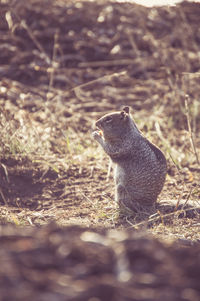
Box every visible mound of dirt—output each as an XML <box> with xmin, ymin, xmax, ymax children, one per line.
<box><xmin>0</xmin><ymin>223</ymin><xmax>200</xmax><ymax>301</ymax></box>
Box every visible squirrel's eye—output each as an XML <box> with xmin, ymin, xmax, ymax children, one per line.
<box><xmin>105</xmin><ymin>117</ymin><xmax>112</xmax><ymax>123</ymax></box>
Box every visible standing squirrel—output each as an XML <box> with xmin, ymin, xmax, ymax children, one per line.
<box><xmin>92</xmin><ymin>106</ymin><xmax>167</xmax><ymax>211</ymax></box>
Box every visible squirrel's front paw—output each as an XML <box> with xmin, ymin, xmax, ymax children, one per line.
<box><xmin>92</xmin><ymin>130</ymin><xmax>103</xmax><ymax>141</ymax></box>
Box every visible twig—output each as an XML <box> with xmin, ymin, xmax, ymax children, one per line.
<box><xmin>72</xmin><ymin>70</ymin><xmax>127</xmax><ymax>102</ymax></box>
<box><xmin>182</xmin><ymin>186</ymin><xmax>194</xmax><ymax>210</ymax></box>
<box><xmin>0</xmin><ymin>163</ymin><xmax>10</xmax><ymax>183</ymax></box>
<box><xmin>47</xmin><ymin>30</ymin><xmax>59</xmax><ymax>98</ymax></box>
<box><xmin>169</xmin><ymin>152</ymin><xmax>193</xmax><ymax>210</ymax></box>
<box><xmin>81</xmin><ymin>192</ymin><xmax>98</xmax><ymax>208</ymax></box>
<box><xmin>184</xmin><ymin>94</ymin><xmax>199</xmax><ymax>165</ymax></box>
<box><xmin>27</xmin><ymin>216</ymin><xmax>33</xmax><ymax>225</ymax></box>
<box><xmin>78</xmin><ymin>59</ymin><xmax>137</xmax><ymax>68</ymax></box>
<box><xmin>106</xmin><ymin>159</ymin><xmax>112</xmax><ymax>182</ymax></box>
<box><xmin>72</xmin><ymin>70</ymin><xmax>126</xmax><ymax>95</ymax></box>
<box><xmin>129</xmin><ymin>204</ymin><xmax>200</xmax><ymax>229</ymax></box>
<box><xmin>157</xmin><ymin>210</ymin><xmax>164</xmax><ymax>226</ymax></box>
<box><xmin>21</xmin><ymin>20</ymin><xmax>51</xmax><ymax>65</ymax></box>
<box><xmin>125</xmin><ymin>216</ymin><xmax>136</xmax><ymax>227</ymax></box>
<box><xmin>0</xmin><ymin>189</ymin><xmax>8</xmax><ymax>206</ymax></box>
<box><xmin>182</xmin><ymin>72</ymin><xmax>200</xmax><ymax>76</ymax></box>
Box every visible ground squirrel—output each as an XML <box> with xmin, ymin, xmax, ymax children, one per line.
<box><xmin>92</xmin><ymin>106</ymin><xmax>167</xmax><ymax>211</ymax></box>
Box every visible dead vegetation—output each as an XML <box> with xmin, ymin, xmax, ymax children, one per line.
<box><xmin>0</xmin><ymin>0</ymin><xmax>200</xmax><ymax>299</ymax></box>
<box><xmin>0</xmin><ymin>0</ymin><xmax>200</xmax><ymax>235</ymax></box>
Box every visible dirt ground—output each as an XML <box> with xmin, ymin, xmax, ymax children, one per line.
<box><xmin>0</xmin><ymin>0</ymin><xmax>200</xmax><ymax>299</ymax></box>
<box><xmin>0</xmin><ymin>0</ymin><xmax>200</xmax><ymax>235</ymax></box>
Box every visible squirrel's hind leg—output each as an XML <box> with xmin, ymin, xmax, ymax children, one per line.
<box><xmin>116</xmin><ymin>184</ymin><xmax>129</xmax><ymax>208</ymax></box>
<box><xmin>116</xmin><ymin>184</ymin><xmax>156</xmax><ymax>214</ymax></box>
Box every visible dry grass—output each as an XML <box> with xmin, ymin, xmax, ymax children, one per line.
<box><xmin>0</xmin><ymin>0</ymin><xmax>200</xmax><ymax>242</ymax></box>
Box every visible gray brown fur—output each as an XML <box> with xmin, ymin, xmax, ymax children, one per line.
<box><xmin>92</xmin><ymin>106</ymin><xmax>167</xmax><ymax>211</ymax></box>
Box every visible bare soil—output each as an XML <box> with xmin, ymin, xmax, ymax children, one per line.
<box><xmin>0</xmin><ymin>0</ymin><xmax>200</xmax><ymax>234</ymax></box>
<box><xmin>0</xmin><ymin>0</ymin><xmax>200</xmax><ymax>299</ymax></box>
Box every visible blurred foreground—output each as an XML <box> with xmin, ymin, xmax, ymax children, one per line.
<box><xmin>0</xmin><ymin>0</ymin><xmax>199</xmax><ymax>254</ymax></box>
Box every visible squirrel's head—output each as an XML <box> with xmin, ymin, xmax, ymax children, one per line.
<box><xmin>95</xmin><ymin>106</ymin><xmax>130</xmax><ymax>141</ymax></box>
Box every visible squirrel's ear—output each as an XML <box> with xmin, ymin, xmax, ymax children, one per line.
<box><xmin>122</xmin><ymin>106</ymin><xmax>130</xmax><ymax>114</ymax></box>
<box><xmin>120</xmin><ymin>111</ymin><xmax>128</xmax><ymax>119</ymax></box>
<box><xmin>120</xmin><ymin>111</ymin><xmax>127</xmax><ymax>119</ymax></box>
